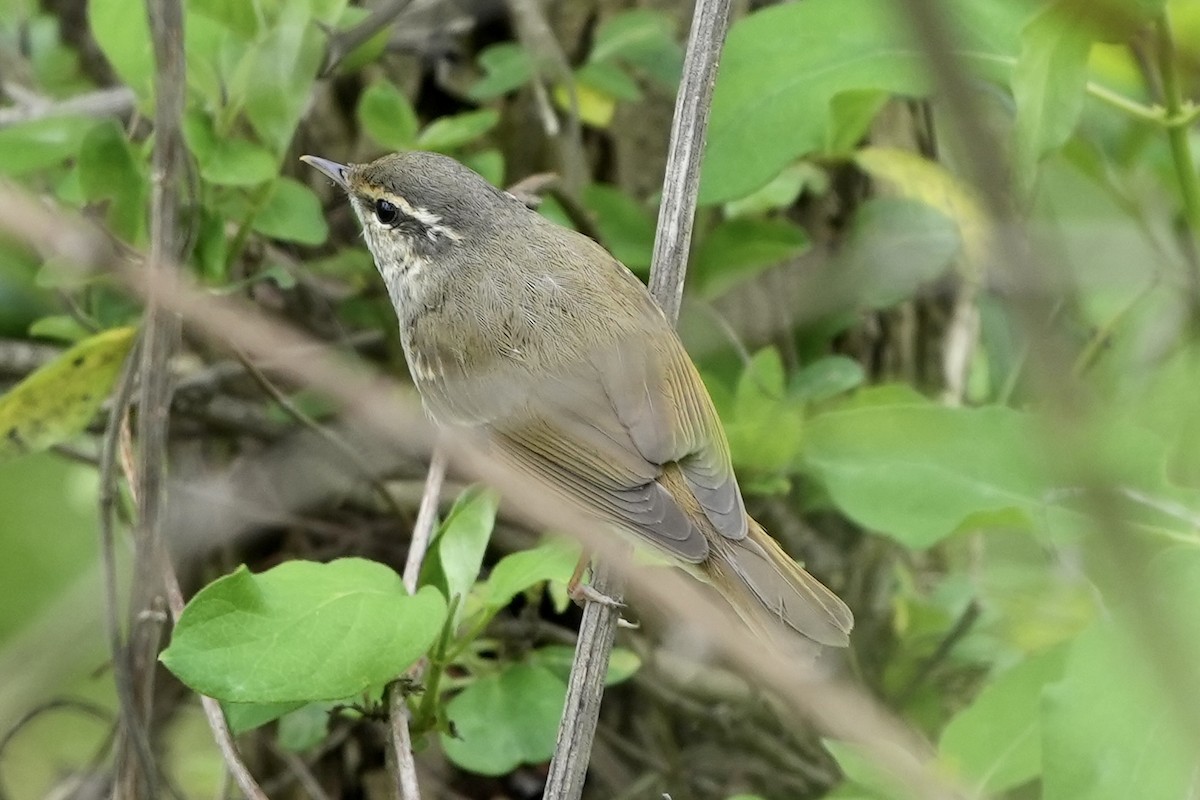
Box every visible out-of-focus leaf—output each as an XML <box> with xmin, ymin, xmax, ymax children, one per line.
<box><xmin>835</xmin><ymin>198</ymin><xmax>962</xmax><ymax>309</ymax></box>
<box><xmin>222</xmin><ymin>701</ymin><xmax>306</xmax><ymax>734</ymax></box>
<box><xmin>0</xmin><ymin>327</ymin><xmax>135</xmax><ymax>461</ymax></box>
<box><xmin>416</xmin><ymin>109</ymin><xmax>500</xmax><ymax>153</ymax></box>
<box><xmin>241</xmin><ymin>3</ymin><xmax>325</xmax><ymax>154</ymax></box>
<box><xmin>1042</xmin><ymin>613</ymin><xmax>1199</xmax><ymax>800</ymax></box>
<box><xmin>183</xmin><ymin>111</ymin><xmax>276</xmax><ymax>187</ymax></box>
<box><xmin>790</xmin><ymin>356</ymin><xmax>865</xmax><ymax>403</ymax></box>
<box><xmin>691</xmin><ymin>217</ymin><xmax>810</xmax><ymax>298</ymax></box>
<box><xmin>575</xmin><ymin>61</ymin><xmax>641</xmax><ymax>102</ymax></box>
<box><xmin>468</xmin><ymin>43</ymin><xmax>533</xmax><ymax>101</ymax></box>
<box><xmin>701</xmin><ymin>0</ymin><xmax>1028</xmax><ymax>203</ymax></box>
<box><xmin>724</xmin><ymin>348</ymin><xmax>804</xmax><ymax>486</ymax></box>
<box><xmin>1011</xmin><ymin>0</ymin><xmax>1095</xmax><ymax>196</ymax></box>
<box><xmin>161</xmin><ymin>559</ymin><xmax>447</xmax><ymax>703</ymax></box>
<box><xmin>78</xmin><ymin>121</ymin><xmax>146</xmax><ymax>242</ymax></box>
<box><xmin>803</xmin><ymin>402</ymin><xmax>1050</xmax><ymax>547</ymax></box>
<box><xmin>461</xmin><ymin>149</ymin><xmax>505</xmax><ymax>187</ymax></box>
<box><xmin>358</xmin><ymin>80</ymin><xmax>419</xmax><ymax>151</ymax></box>
<box><xmin>590</xmin><ymin>9</ymin><xmax>682</xmax><ymax>88</ymax></box>
<box><xmin>553</xmin><ymin>81</ymin><xmax>618</xmax><ymax>128</ymax></box>
<box><xmin>529</xmin><ymin>645</ymin><xmax>641</xmax><ymax>686</ymax></box>
<box><xmin>88</xmin><ymin>0</ymin><xmax>153</xmax><ymax>102</ymax></box>
<box><xmin>938</xmin><ymin>644</ymin><xmax>1068</xmax><ymax>793</ymax></box>
<box><xmin>854</xmin><ymin>148</ymin><xmax>985</xmax><ymax>272</ymax></box>
<box><xmin>0</xmin><ymin>116</ymin><xmax>92</xmax><ymax>176</ymax></box>
<box><xmin>580</xmin><ymin>183</ymin><xmax>656</xmax><ymax>273</ymax></box>
<box><xmin>251</xmin><ymin>178</ymin><xmax>329</xmax><ymax>245</ymax></box>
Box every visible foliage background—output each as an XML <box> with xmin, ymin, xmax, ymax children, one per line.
<box><xmin>1</xmin><ymin>0</ymin><xmax>1199</xmax><ymax>798</ymax></box>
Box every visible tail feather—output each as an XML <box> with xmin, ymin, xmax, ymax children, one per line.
<box><xmin>714</xmin><ymin>519</ymin><xmax>853</xmax><ymax>647</ymax></box>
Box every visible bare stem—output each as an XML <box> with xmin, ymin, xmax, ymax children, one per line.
<box><xmin>543</xmin><ymin>0</ymin><xmax>733</xmax><ymax>796</ymax></box>
<box><xmin>388</xmin><ymin>445</ymin><xmax>447</xmax><ymax>800</ymax></box>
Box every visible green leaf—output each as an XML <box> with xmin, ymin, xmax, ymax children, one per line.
<box><xmin>358</xmin><ymin>80</ymin><xmax>420</xmax><ymax>151</ymax></box>
<box><xmin>434</xmin><ymin>487</ymin><xmax>498</xmax><ymax>619</ymax></box>
<box><xmin>468</xmin><ymin>43</ymin><xmax>534</xmax><ymax>101</ymax></box>
<box><xmin>483</xmin><ymin>538</ymin><xmax>581</xmax><ymax>610</ymax></box>
<box><xmin>161</xmin><ymin>559</ymin><xmax>447</xmax><ymax>703</ymax></box>
<box><xmin>700</xmin><ymin>0</ymin><xmax>1027</xmax><ymax>203</ymax></box>
<box><xmin>575</xmin><ymin>61</ymin><xmax>641</xmax><ymax>103</ymax></box>
<box><xmin>835</xmin><ymin>198</ymin><xmax>961</xmax><ymax>308</ymax></box>
<box><xmin>252</xmin><ymin>178</ymin><xmax>329</xmax><ymax>245</ymax></box>
<box><xmin>222</xmin><ymin>701</ymin><xmax>306</xmax><ymax>734</ymax></box>
<box><xmin>88</xmin><ymin>0</ymin><xmax>153</xmax><ymax>103</ymax></box>
<box><xmin>790</xmin><ymin>356</ymin><xmax>865</xmax><ymax>403</ymax></box>
<box><xmin>853</xmin><ymin>149</ymin><xmax>984</xmax><ymax>271</ymax></box>
<box><xmin>241</xmin><ymin>3</ymin><xmax>325</xmax><ymax>153</ymax></box>
<box><xmin>938</xmin><ymin>644</ymin><xmax>1068</xmax><ymax>793</ymax></box>
<box><xmin>440</xmin><ymin>663</ymin><xmax>566</xmax><ymax>775</ymax></box>
<box><xmin>276</xmin><ymin>702</ymin><xmax>333</xmax><ymax>752</ymax></box>
<box><xmin>27</xmin><ymin>314</ymin><xmax>93</xmax><ymax>344</ymax></box>
<box><xmin>722</xmin><ymin>163</ymin><xmax>814</xmax><ymax>218</ymax></box>
<box><xmin>416</xmin><ymin>109</ymin><xmax>500</xmax><ymax>153</ymax></box>
<box><xmin>825</xmin><ymin>740</ymin><xmax>926</xmax><ymax>800</ymax></box>
<box><xmin>691</xmin><ymin>217</ymin><xmax>810</xmax><ymax>298</ymax></box>
<box><xmin>1042</xmin><ymin>617</ymin><xmax>1198</xmax><ymax>800</ymax></box>
<box><xmin>529</xmin><ymin>644</ymin><xmax>641</xmax><ymax>686</ymax></box>
<box><xmin>589</xmin><ymin>9</ymin><xmax>682</xmax><ymax>88</ymax></box>
<box><xmin>580</xmin><ymin>183</ymin><xmax>656</xmax><ymax>273</ymax></box>
<box><xmin>0</xmin><ymin>327</ymin><xmax>136</xmax><ymax>461</ymax></box>
<box><xmin>1011</xmin><ymin>0</ymin><xmax>1095</xmax><ymax>196</ymax></box>
<box><xmin>78</xmin><ymin>121</ymin><xmax>146</xmax><ymax>242</ymax></box>
<box><xmin>724</xmin><ymin>348</ymin><xmax>805</xmax><ymax>482</ymax></box>
<box><xmin>0</xmin><ymin>116</ymin><xmax>92</xmax><ymax>176</ymax></box>
<box><xmin>803</xmin><ymin>403</ymin><xmax>1049</xmax><ymax>547</ymax></box>
<box><xmin>183</xmin><ymin>111</ymin><xmax>277</xmax><ymax>187</ymax></box>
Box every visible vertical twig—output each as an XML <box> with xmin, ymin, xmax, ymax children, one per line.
<box><xmin>387</xmin><ymin>445</ymin><xmax>448</xmax><ymax>800</ymax></box>
<box><xmin>112</xmin><ymin>0</ymin><xmax>186</xmax><ymax>796</ymax></box>
<box><xmin>542</xmin><ymin>0</ymin><xmax>734</xmax><ymax>797</ymax></box>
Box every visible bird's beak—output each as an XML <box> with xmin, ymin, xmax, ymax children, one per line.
<box><xmin>300</xmin><ymin>155</ymin><xmax>350</xmax><ymax>191</ymax></box>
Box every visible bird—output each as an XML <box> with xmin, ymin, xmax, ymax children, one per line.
<box><xmin>301</xmin><ymin>151</ymin><xmax>853</xmax><ymax>647</ymax></box>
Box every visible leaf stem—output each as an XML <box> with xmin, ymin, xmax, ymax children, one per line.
<box><xmin>1156</xmin><ymin>15</ymin><xmax>1200</xmax><ymax>233</ymax></box>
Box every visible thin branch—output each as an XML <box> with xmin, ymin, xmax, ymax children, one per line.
<box><xmin>113</xmin><ymin>1</ymin><xmax>185</xmax><ymax>798</ymax></box>
<box><xmin>504</xmin><ymin>0</ymin><xmax>586</xmax><ymax>192</ymax></box>
<box><xmin>97</xmin><ymin>345</ymin><xmax>159</xmax><ymax>799</ymax></box>
<box><xmin>543</xmin><ymin>0</ymin><xmax>733</xmax><ymax>797</ymax></box>
<box><xmin>387</xmin><ymin>445</ymin><xmax>447</xmax><ymax>800</ymax></box>
<box><xmin>319</xmin><ymin>0</ymin><xmax>414</xmax><ymax>76</ymax></box>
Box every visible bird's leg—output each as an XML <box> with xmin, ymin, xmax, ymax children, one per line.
<box><xmin>566</xmin><ymin>553</ymin><xmax>624</xmax><ymax>608</ymax></box>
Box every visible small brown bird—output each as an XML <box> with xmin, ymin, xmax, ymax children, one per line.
<box><xmin>302</xmin><ymin>151</ymin><xmax>853</xmax><ymax>646</ymax></box>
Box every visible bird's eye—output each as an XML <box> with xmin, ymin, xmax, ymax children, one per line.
<box><xmin>374</xmin><ymin>198</ymin><xmax>400</xmax><ymax>226</ymax></box>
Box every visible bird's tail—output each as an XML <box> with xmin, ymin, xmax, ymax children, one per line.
<box><xmin>712</xmin><ymin>519</ymin><xmax>853</xmax><ymax>647</ymax></box>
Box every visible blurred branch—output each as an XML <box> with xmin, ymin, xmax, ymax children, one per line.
<box><xmin>0</xmin><ymin>85</ymin><xmax>135</xmax><ymax>127</ymax></box>
<box><xmin>319</xmin><ymin>0</ymin><xmax>414</xmax><ymax>76</ymax></box>
<box><xmin>0</xmin><ymin>338</ymin><xmax>61</xmax><ymax>377</ymax></box>
<box><xmin>543</xmin><ymin>0</ymin><xmax>733</xmax><ymax>797</ymax></box>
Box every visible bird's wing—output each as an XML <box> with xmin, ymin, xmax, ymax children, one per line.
<box><xmin>481</xmin><ymin>332</ymin><xmax>747</xmax><ymax>563</ymax></box>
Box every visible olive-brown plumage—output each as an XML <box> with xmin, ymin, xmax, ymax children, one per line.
<box><xmin>302</xmin><ymin>151</ymin><xmax>853</xmax><ymax>647</ymax></box>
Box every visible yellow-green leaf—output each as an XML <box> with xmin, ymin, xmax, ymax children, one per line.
<box><xmin>0</xmin><ymin>327</ymin><xmax>136</xmax><ymax>460</ymax></box>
